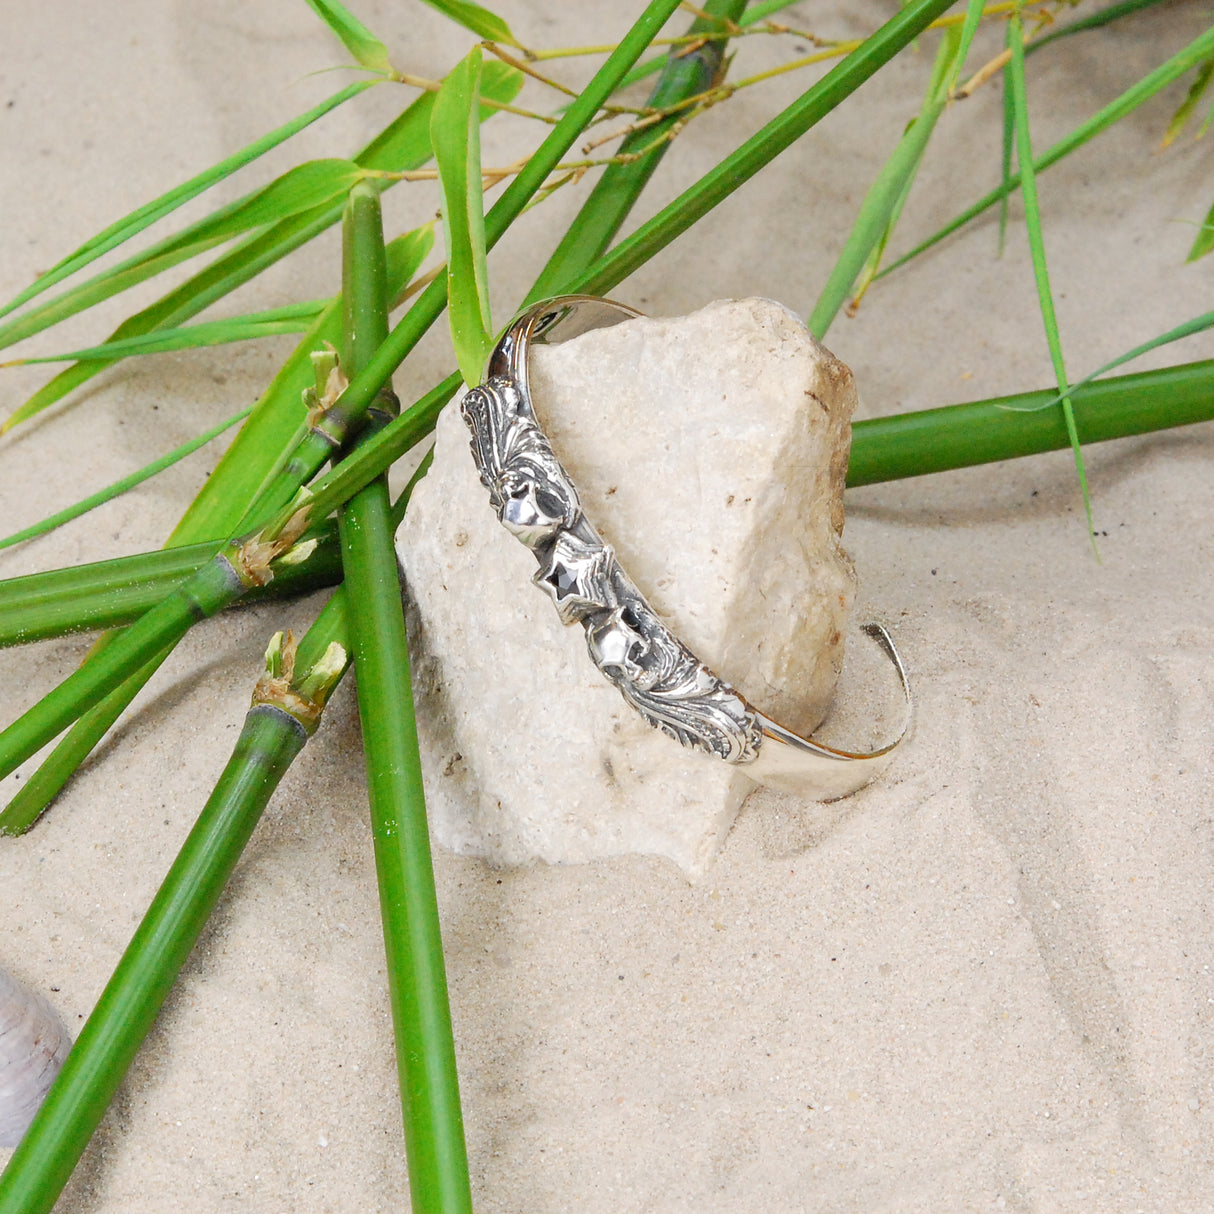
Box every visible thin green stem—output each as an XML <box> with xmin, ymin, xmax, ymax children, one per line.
<box><xmin>1007</xmin><ymin>5</ymin><xmax>1093</xmax><ymax>539</ymax></box>
<box><xmin>0</xmin><ymin>408</ymin><xmax>251</xmax><ymax>552</ymax></box>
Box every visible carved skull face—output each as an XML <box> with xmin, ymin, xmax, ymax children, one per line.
<box><xmin>496</xmin><ymin>471</ymin><xmax>565</xmax><ymax>545</ymax></box>
<box><xmin>587</xmin><ymin>606</ymin><xmax>655</xmax><ymax>688</ymax></box>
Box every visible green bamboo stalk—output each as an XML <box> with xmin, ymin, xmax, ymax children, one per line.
<box><xmin>845</xmin><ymin>359</ymin><xmax>1214</xmax><ymax>487</ymax></box>
<box><xmin>337</xmin><ymin>181</ymin><xmax>470</xmax><ymax>1213</ymax></box>
<box><xmin>0</xmin><ymin>630</ymin><xmax>346</xmax><ymax>1214</ymax></box>
<box><xmin>527</xmin><ymin>0</ymin><xmax>748</xmax><ymax>303</ymax></box>
<box><xmin>569</xmin><ymin>0</ymin><xmax>956</xmax><ymax>297</ymax></box>
<box><xmin>0</xmin><ymin>527</ymin><xmax>342</xmax><ymax>649</ymax></box>
<box><xmin>0</xmin><ymin>224</ymin><xmax>432</xmax><ymax>826</ymax></box>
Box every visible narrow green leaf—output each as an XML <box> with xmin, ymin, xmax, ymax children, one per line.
<box><xmin>420</xmin><ymin>0</ymin><xmax>519</xmax><ymax>47</ymax></box>
<box><xmin>0</xmin><ymin>82</ymin><xmax>372</xmax><ymax>325</ymax></box>
<box><xmin>4</xmin><ymin>303</ymin><xmax>323</xmax><ymax>366</ymax></box>
<box><xmin>1007</xmin><ymin>6</ymin><xmax>1094</xmax><ymax>541</ymax></box>
<box><xmin>878</xmin><ymin>23</ymin><xmax>1214</xmax><ymax>280</ymax></box>
<box><xmin>809</xmin><ymin>1</ymin><xmax>982</xmax><ymax>336</ymax></box>
<box><xmin>0</xmin><ymin>67</ymin><xmax>516</xmax><ymax>432</ymax></box>
<box><xmin>0</xmin><ymin>408</ymin><xmax>251</xmax><ymax>551</ymax></box>
<box><xmin>305</xmin><ymin>0</ymin><xmax>392</xmax><ymax>74</ymax></box>
<box><xmin>740</xmin><ymin>0</ymin><xmax>809</xmax><ymax>20</ymax></box>
<box><xmin>1029</xmin><ymin>0</ymin><xmax>1176</xmax><ymax>52</ymax></box>
<box><xmin>0</xmin><ymin>160</ymin><xmax>362</xmax><ymax>357</ymax></box>
<box><xmin>1163</xmin><ymin>58</ymin><xmax>1214</xmax><ymax>146</ymax></box>
<box><xmin>433</xmin><ymin>47</ymin><xmax>493</xmax><ymax>386</ymax></box>
<box><xmin>1023</xmin><ymin>309</ymin><xmax>1214</xmax><ymax>409</ymax></box>
<box><xmin>1187</xmin><ymin>197</ymin><xmax>1214</xmax><ymax>263</ymax></box>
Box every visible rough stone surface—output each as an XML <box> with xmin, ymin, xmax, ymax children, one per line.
<box><xmin>396</xmin><ymin>298</ymin><xmax>856</xmax><ymax>876</ymax></box>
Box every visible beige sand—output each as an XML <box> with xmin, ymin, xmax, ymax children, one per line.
<box><xmin>2</xmin><ymin>3</ymin><xmax>1213</xmax><ymax>1210</ymax></box>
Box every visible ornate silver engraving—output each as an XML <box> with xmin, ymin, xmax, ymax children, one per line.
<box><xmin>461</xmin><ymin>364</ymin><xmax>763</xmax><ymax>765</ymax></box>
<box><xmin>461</xmin><ymin>379</ymin><xmax>579</xmax><ymax>546</ymax></box>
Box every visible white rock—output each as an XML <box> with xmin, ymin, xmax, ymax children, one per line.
<box><xmin>396</xmin><ymin>298</ymin><xmax>856</xmax><ymax>877</ymax></box>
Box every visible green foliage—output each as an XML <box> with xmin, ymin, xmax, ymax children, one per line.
<box><xmin>0</xmin><ymin>65</ymin><xmax>518</xmax><ymax>433</ymax></box>
<box><xmin>305</xmin><ymin>0</ymin><xmax>393</xmax><ymax>73</ymax></box>
<box><xmin>809</xmin><ymin>0</ymin><xmax>983</xmax><ymax>338</ymax></box>
<box><xmin>1006</xmin><ymin>6</ymin><xmax>1093</xmax><ymax>539</ymax></box>
<box><xmin>432</xmin><ymin>47</ymin><xmax>494</xmax><ymax>386</ymax></box>
<box><xmin>880</xmin><ymin>22</ymin><xmax>1214</xmax><ymax>280</ymax></box>
<box><xmin>3</xmin><ymin>303</ymin><xmax>324</xmax><ymax>366</ymax></box>
<box><xmin>0</xmin><ymin>82</ymin><xmax>372</xmax><ymax>326</ymax></box>
<box><xmin>421</xmin><ymin>0</ymin><xmax>519</xmax><ymax>48</ymax></box>
<box><xmin>0</xmin><ymin>408</ymin><xmax>250</xmax><ymax>551</ymax></box>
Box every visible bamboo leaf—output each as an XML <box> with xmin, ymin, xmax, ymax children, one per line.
<box><xmin>0</xmin><ymin>67</ymin><xmax>516</xmax><ymax>433</ymax></box>
<box><xmin>1187</xmin><ymin>198</ymin><xmax>1214</xmax><ymax>262</ymax></box>
<box><xmin>0</xmin><ymin>160</ymin><xmax>363</xmax><ymax>357</ymax></box>
<box><xmin>1024</xmin><ymin>309</ymin><xmax>1214</xmax><ymax>409</ymax></box>
<box><xmin>305</xmin><ymin>0</ymin><xmax>393</xmax><ymax>74</ymax></box>
<box><xmin>808</xmin><ymin>0</ymin><xmax>983</xmax><ymax>336</ymax></box>
<box><xmin>878</xmin><ymin>24</ymin><xmax>1214</xmax><ymax>280</ymax></box>
<box><xmin>420</xmin><ymin>0</ymin><xmax>519</xmax><ymax>48</ymax></box>
<box><xmin>3</xmin><ymin>304</ymin><xmax>324</xmax><ymax>366</ymax></box>
<box><xmin>1029</xmin><ymin>0</ymin><xmax>1172</xmax><ymax>50</ymax></box>
<box><xmin>433</xmin><ymin>47</ymin><xmax>493</xmax><ymax>386</ymax></box>
<box><xmin>1007</xmin><ymin>6</ymin><xmax>1094</xmax><ymax>542</ymax></box>
<box><xmin>1163</xmin><ymin>58</ymin><xmax>1214</xmax><ymax>147</ymax></box>
<box><xmin>0</xmin><ymin>408</ymin><xmax>251</xmax><ymax>551</ymax></box>
<box><xmin>0</xmin><ymin>82</ymin><xmax>372</xmax><ymax>325</ymax></box>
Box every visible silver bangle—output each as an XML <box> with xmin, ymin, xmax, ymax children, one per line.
<box><xmin>459</xmin><ymin>295</ymin><xmax>910</xmax><ymax>800</ymax></box>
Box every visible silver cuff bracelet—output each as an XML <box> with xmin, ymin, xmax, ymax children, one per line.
<box><xmin>459</xmin><ymin>295</ymin><xmax>910</xmax><ymax>800</ymax></box>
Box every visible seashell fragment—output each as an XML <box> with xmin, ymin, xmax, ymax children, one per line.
<box><xmin>0</xmin><ymin>966</ymin><xmax>72</xmax><ymax>1148</ymax></box>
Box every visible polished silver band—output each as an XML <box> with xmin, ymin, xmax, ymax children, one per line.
<box><xmin>459</xmin><ymin>295</ymin><xmax>910</xmax><ymax>799</ymax></box>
